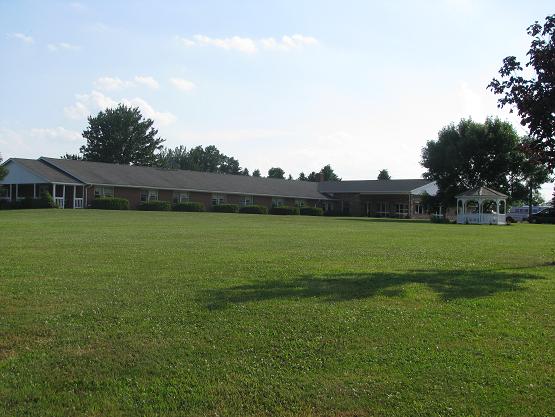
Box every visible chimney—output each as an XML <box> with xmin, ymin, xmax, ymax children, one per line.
<box><xmin>319</xmin><ymin>171</ymin><xmax>325</xmax><ymax>182</ymax></box>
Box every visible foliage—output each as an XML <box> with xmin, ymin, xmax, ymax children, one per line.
<box><xmin>304</xmin><ymin>165</ymin><xmax>341</xmax><ymax>182</ymax></box>
<box><xmin>91</xmin><ymin>197</ymin><xmax>129</xmax><ymax>210</ymax></box>
<box><xmin>1</xmin><ymin>211</ymin><xmax>555</xmax><ymax>416</ymax></box>
<box><xmin>270</xmin><ymin>205</ymin><xmax>300</xmax><ymax>215</ymax></box>
<box><xmin>80</xmin><ymin>104</ymin><xmax>165</xmax><ymax>166</ymax></box>
<box><xmin>241</xmin><ymin>168</ymin><xmax>249</xmax><ymax>176</ymax></box>
<box><xmin>61</xmin><ymin>153</ymin><xmax>83</xmax><ymax>160</ymax></box>
<box><xmin>378</xmin><ymin>169</ymin><xmax>391</xmax><ymax>180</ymax></box>
<box><xmin>252</xmin><ymin>169</ymin><xmax>261</xmax><ymax>177</ymax></box>
<box><xmin>157</xmin><ymin>145</ymin><xmax>243</xmax><ymax>175</ymax></box>
<box><xmin>173</xmin><ymin>202</ymin><xmax>205</xmax><ymax>212</ymax></box>
<box><xmin>421</xmin><ymin>117</ymin><xmax>530</xmax><ymax>204</ymax></box>
<box><xmin>0</xmin><ymin>154</ymin><xmax>7</xmax><ymax>180</ymax></box>
<box><xmin>212</xmin><ymin>204</ymin><xmax>239</xmax><ymax>213</ymax></box>
<box><xmin>298</xmin><ymin>172</ymin><xmax>307</xmax><ymax>181</ymax></box>
<box><xmin>300</xmin><ymin>207</ymin><xmax>324</xmax><ymax>216</ymax></box>
<box><xmin>138</xmin><ymin>200</ymin><xmax>171</xmax><ymax>211</ymax></box>
<box><xmin>0</xmin><ymin>191</ymin><xmax>57</xmax><ymax>210</ymax></box>
<box><xmin>430</xmin><ymin>214</ymin><xmax>451</xmax><ymax>224</ymax></box>
<box><xmin>239</xmin><ymin>205</ymin><xmax>268</xmax><ymax>214</ymax></box>
<box><xmin>488</xmin><ymin>14</ymin><xmax>555</xmax><ymax>171</ymax></box>
<box><xmin>267</xmin><ymin>167</ymin><xmax>285</xmax><ymax>179</ymax></box>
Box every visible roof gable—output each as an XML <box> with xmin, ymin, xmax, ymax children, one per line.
<box><xmin>455</xmin><ymin>186</ymin><xmax>508</xmax><ymax>198</ymax></box>
<box><xmin>0</xmin><ymin>159</ymin><xmax>82</xmax><ymax>185</ymax></box>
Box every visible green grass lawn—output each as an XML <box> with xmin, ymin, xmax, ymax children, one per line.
<box><xmin>1</xmin><ymin>210</ymin><xmax>554</xmax><ymax>416</ymax></box>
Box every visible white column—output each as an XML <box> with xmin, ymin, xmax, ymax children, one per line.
<box><xmin>15</xmin><ymin>184</ymin><xmax>18</xmax><ymax>200</ymax></box>
<box><xmin>52</xmin><ymin>183</ymin><xmax>56</xmax><ymax>199</ymax></box>
<box><xmin>62</xmin><ymin>185</ymin><xmax>66</xmax><ymax>209</ymax></box>
<box><xmin>73</xmin><ymin>185</ymin><xmax>76</xmax><ymax>209</ymax></box>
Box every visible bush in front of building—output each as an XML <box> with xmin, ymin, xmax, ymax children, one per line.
<box><xmin>300</xmin><ymin>207</ymin><xmax>323</xmax><ymax>216</ymax></box>
<box><xmin>430</xmin><ymin>214</ymin><xmax>450</xmax><ymax>224</ymax></box>
<box><xmin>0</xmin><ymin>192</ymin><xmax>58</xmax><ymax>210</ymax></box>
<box><xmin>138</xmin><ymin>200</ymin><xmax>171</xmax><ymax>211</ymax></box>
<box><xmin>212</xmin><ymin>204</ymin><xmax>239</xmax><ymax>213</ymax></box>
<box><xmin>173</xmin><ymin>202</ymin><xmax>205</xmax><ymax>212</ymax></box>
<box><xmin>239</xmin><ymin>205</ymin><xmax>268</xmax><ymax>214</ymax></box>
<box><xmin>270</xmin><ymin>206</ymin><xmax>300</xmax><ymax>215</ymax></box>
<box><xmin>92</xmin><ymin>197</ymin><xmax>129</xmax><ymax>210</ymax></box>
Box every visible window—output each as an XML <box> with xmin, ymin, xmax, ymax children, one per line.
<box><xmin>414</xmin><ymin>203</ymin><xmax>425</xmax><ymax>215</ymax></box>
<box><xmin>240</xmin><ymin>195</ymin><xmax>253</xmax><ymax>206</ymax></box>
<box><xmin>95</xmin><ymin>186</ymin><xmax>114</xmax><ymax>197</ymax></box>
<box><xmin>295</xmin><ymin>199</ymin><xmax>306</xmax><ymax>207</ymax></box>
<box><xmin>0</xmin><ymin>185</ymin><xmax>9</xmax><ymax>199</ymax></box>
<box><xmin>140</xmin><ymin>189</ymin><xmax>159</xmax><ymax>202</ymax></box>
<box><xmin>272</xmin><ymin>198</ymin><xmax>284</xmax><ymax>207</ymax></box>
<box><xmin>396</xmin><ymin>203</ymin><xmax>409</xmax><ymax>216</ymax></box>
<box><xmin>173</xmin><ymin>192</ymin><xmax>190</xmax><ymax>204</ymax></box>
<box><xmin>212</xmin><ymin>194</ymin><xmax>225</xmax><ymax>206</ymax></box>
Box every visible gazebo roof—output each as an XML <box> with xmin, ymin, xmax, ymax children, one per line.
<box><xmin>455</xmin><ymin>186</ymin><xmax>508</xmax><ymax>199</ymax></box>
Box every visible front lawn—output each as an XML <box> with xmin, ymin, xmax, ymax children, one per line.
<box><xmin>0</xmin><ymin>210</ymin><xmax>554</xmax><ymax>416</ymax></box>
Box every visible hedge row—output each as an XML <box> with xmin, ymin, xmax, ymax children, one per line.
<box><xmin>0</xmin><ymin>192</ymin><xmax>57</xmax><ymax>210</ymax></box>
<box><xmin>239</xmin><ymin>205</ymin><xmax>268</xmax><ymax>214</ymax></box>
<box><xmin>91</xmin><ymin>197</ymin><xmax>129</xmax><ymax>210</ymax></box>
<box><xmin>85</xmin><ymin>197</ymin><xmax>326</xmax><ymax>215</ymax></box>
<box><xmin>138</xmin><ymin>200</ymin><xmax>172</xmax><ymax>211</ymax></box>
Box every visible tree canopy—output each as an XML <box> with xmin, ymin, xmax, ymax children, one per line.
<box><xmin>377</xmin><ymin>169</ymin><xmax>391</xmax><ymax>180</ymax></box>
<box><xmin>156</xmin><ymin>145</ymin><xmax>243</xmax><ymax>175</ymax></box>
<box><xmin>488</xmin><ymin>14</ymin><xmax>555</xmax><ymax>171</ymax></box>
<box><xmin>252</xmin><ymin>169</ymin><xmax>261</xmax><ymax>178</ymax></box>
<box><xmin>0</xmin><ymin>154</ymin><xmax>7</xmax><ymax>180</ymax></box>
<box><xmin>267</xmin><ymin>167</ymin><xmax>285</xmax><ymax>179</ymax></box>
<box><xmin>299</xmin><ymin>165</ymin><xmax>341</xmax><ymax>182</ymax></box>
<box><xmin>80</xmin><ymin>104</ymin><xmax>165</xmax><ymax>166</ymax></box>
<box><xmin>421</xmin><ymin>118</ymin><xmax>542</xmax><ymax>204</ymax></box>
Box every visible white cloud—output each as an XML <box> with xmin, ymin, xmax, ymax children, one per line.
<box><xmin>29</xmin><ymin>127</ymin><xmax>81</xmax><ymax>142</ymax></box>
<box><xmin>177</xmin><ymin>34</ymin><xmax>319</xmax><ymax>54</ymax></box>
<box><xmin>194</xmin><ymin>34</ymin><xmax>258</xmax><ymax>54</ymax></box>
<box><xmin>7</xmin><ymin>32</ymin><xmax>34</xmax><ymax>44</ymax></box>
<box><xmin>261</xmin><ymin>34</ymin><xmax>319</xmax><ymax>51</ymax></box>
<box><xmin>133</xmin><ymin>75</ymin><xmax>159</xmax><ymax>89</ymax></box>
<box><xmin>64</xmin><ymin>90</ymin><xmax>176</xmax><ymax>126</ymax></box>
<box><xmin>93</xmin><ymin>75</ymin><xmax>159</xmax><ymax>91</ymax></box>
<box><xmin>47</xmin><ymin>42</ymin><xmax>80</xmax><ymax>52</ymax></box>
<box><xmin>169</xmin><ymin>77</ymin><xmax>196</xmax><ymax>92</ymax></box>
<box><xmin>94</xmin><ymin>77</ymin><xmax>131</xmax><ymax>91</ymax></box>
<box><xmin>121</xmin><ymin>97</ymin><xmax>176</xmax><ymax>126</ymax></box>
<box><xmin>68</xmin><ymin>2</ymin><xmax>87</xmax><ymax>12</ymax></box>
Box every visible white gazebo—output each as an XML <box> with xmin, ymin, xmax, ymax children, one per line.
<box><xmin>456</xmin><ymin>186</ymin><xmax>507</xmax><ymax>225</ymax></box>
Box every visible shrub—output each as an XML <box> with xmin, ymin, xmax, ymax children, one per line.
<box><xmin>138</xmin><ymin>200</ymin><xmax>171</xmax><ymax>211</ymax></box>
<box><xmin>36</xmin><ymin>191</ymin><xmax>57</xmax><ymax>208</ymax></box>
<box><xmin>92</xmin><ymin>197</ymin><xmax>129</xmax><ymax>210</ymax></box>
<box><xmin>212</xmin><ymin>204</ymin><xmax>239</xmax><ymax>213</ymax></box>
<box><xmin>300</xmin><ymin>207</ymin><xmax>323</xmax><ymax>216</ymax></box>
<box><xmin>0</xmin><ymin>199</ymin><xmax>13</xmax><ymax>210</ymax></box>
<box><xmin>173</xmin><ymin>202</ymin><xmax>205</xmax><ymax>212</ymax></box>
<box><xmin>239</xmin><ymin>205</ymin><xmax>268</xmax><ymax>214</ymax></box>
<box><xmin>430</xmin><ymin>214</ymin><xmax>450</xmax><ymax>224</ymax></box>
<box><xmin>270</xmin><ymin>206</ymin><xmax>300</xmax><ymax>215</ymax></box>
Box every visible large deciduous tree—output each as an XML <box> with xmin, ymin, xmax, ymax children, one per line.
<box><xmin>488</xmin><ymin>14</ymin><xmax>555</xmax><ymax>201</ymax></box>
<box><xmin>421</xmin><ymin>118</ymin><xmax>534</xmax><ymax>204</ymax></box>
<box><xmin>80</xmin><ymin>104</ymin><xmax>165</xmax><ymax>166</ymax></box>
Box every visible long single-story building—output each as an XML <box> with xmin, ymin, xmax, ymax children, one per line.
<box><xmin>0</xmin><ymin>157</ymin><xmax>439</xmax><ymax>218</ymax></box>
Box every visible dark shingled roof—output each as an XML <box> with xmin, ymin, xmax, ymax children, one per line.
<box><xmin>455</xmin><ymin>186</ymin><xmax>508</xmax><ymax>198</ymax></box>
<box><xmin>318</xmin><ymin>179</ymin><xmax>432</xmax><ymax>194</ymax></box>
<box><xmin>40</xmin><ymin>157</ymin><xmax>327</xmax><ymax>200</ymax></box>
<box><xmin>9</xmin><ymin>158</ymin><xmax>83</xmax><ymax>184</ymax></box>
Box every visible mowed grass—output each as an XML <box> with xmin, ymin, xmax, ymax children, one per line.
<box><xmin>0</xmin><ymin>210</ymin><xmax>554</xmax><ymax>417</ymax></box>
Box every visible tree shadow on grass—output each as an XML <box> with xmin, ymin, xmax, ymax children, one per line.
<box><xmin>204</xmin><ymin>269</ymin><xmax>543</xmax><ymax>310</ymax></box>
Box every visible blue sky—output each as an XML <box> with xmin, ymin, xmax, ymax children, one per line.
<box><xmin>1</xmin><ymin>0</ymin><xmax>553</xmax><ymax>198</ymax></box>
